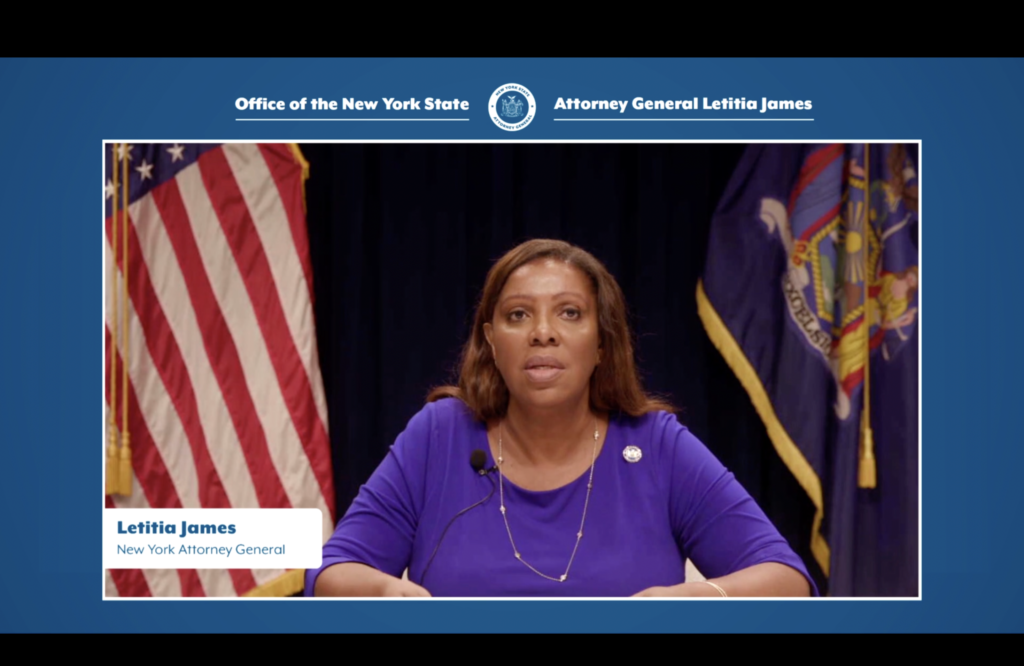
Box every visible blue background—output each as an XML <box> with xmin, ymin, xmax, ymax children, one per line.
<box><xmin>0</xmin><ymin>58</ymin><xmax>1014</xmax><ymax>632</ymax></box>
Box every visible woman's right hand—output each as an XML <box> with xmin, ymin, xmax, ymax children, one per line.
<box><xmin>313</xmin><ymin>562</ymin><xmax>431</xmax><ymax>597</ymax></box>
<box><xmin>381</xmin><ymin>578</ymin><xmax>432</xmax><ymax>597</ymax></box>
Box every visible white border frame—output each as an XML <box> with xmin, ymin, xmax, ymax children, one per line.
<box><xmin>102</xmin><ymin>139</ymin><xmax>922</xmax><ymax>602</ymax></box>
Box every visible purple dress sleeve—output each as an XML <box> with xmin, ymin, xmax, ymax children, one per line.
<box><xmin>666</xmin><ymin>416</ymin><xmax>819</xmax><ymax>595</ymax></box>
<box><xmin>303</xmin><ymin>404</ymin><xmax>431</xmax><ymax>596</ymax></box>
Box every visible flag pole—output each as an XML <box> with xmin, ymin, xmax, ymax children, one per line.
<box><xmin>119</xmin><ymin>147</ymin><xmax>133</xmax><ymax>496</ymax></box>
<box><xmin>859</xmin><ymin>143</ymin><xmax>877</xmax><ymax>489</ymax></box>
<box><xmin>106</xmin><ymin>144</ymin><xmax>120</xmax><ymax>496</ymax></box>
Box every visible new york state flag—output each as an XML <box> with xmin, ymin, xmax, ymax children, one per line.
<box><xmin>698</xmin><ymin>144</ymin><xmax>919</xmax><ymax>596</ymax></box>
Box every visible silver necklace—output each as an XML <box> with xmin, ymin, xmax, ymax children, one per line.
<box><xmin>497</xmin><ymin>419</ymin><xmax>600</xmax><ymax>583</ymax></box>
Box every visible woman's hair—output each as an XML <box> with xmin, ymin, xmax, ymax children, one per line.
<box><xmin>427</xmin><ymin>239</ymin><xmax>676</xmax><ymax>421</ymax></box>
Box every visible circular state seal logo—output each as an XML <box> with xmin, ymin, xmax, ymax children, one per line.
<box><xmin>489</xmin><ymin>83</ymin><xmax>536</xmax><ymax>132</ymax></box>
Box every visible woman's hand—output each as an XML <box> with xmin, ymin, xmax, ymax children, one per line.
<box><xmin>632</xmin><ymin>563</ymin><xmax>812</xmax><ymax>597</ymax></box>
<box><xmin>381</xmin><ymin>578</ymin><xmax>432</xmax><ymax>597</ymax></box>
<box><xmin>314</xmin><ymin>562</ymin><xmax>432</xmax><ymax>597</ymax></box>
<box><xmin>632</xmin><ymin>582</ymin><xmax>720</xmax><ymax>597</ymax></box>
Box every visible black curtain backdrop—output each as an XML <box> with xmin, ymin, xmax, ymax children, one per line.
<box><xmin>301</xmin><ymin>143</ymin><xmax>827</xmax><ymax>593</ymax></box>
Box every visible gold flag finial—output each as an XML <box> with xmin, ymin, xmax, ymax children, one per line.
<box><xmin>289</xmin><ymin>143</ymin><xmax>310</xmax><ymax>213</ymax></box>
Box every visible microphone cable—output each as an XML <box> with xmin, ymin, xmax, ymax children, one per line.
<box><xmin>419</xmin><ymin>450</ymin><xmax>498</xmax><ymax>587</ymax></box>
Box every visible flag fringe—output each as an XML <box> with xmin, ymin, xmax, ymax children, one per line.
<box><xmin>243</xmin><ymin>569</ymin><xmax>305</xmax><ymax>597</ymax></box>
<box><xmin>696</xmin><ymin>280</ymin><xmax>831</xmax><ymax>578</ymax></box>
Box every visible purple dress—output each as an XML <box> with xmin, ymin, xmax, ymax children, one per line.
<box><xmin>305</xmin><ymin>398</ymin><xmax>818</xmax><ymax>597</ymax></box>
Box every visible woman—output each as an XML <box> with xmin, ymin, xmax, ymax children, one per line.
<box><xmin>307</xmin><ymin>239</ymin><xmax>816</xmax><ymax>597</ymax></box>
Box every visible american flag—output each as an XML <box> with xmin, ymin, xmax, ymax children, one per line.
<box><xmin>104</xmin><ymin>143</ymin><xmax>335</xmax><ymax>597</ymax></box>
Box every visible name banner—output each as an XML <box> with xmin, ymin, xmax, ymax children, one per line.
<box><xmin>103</xmin><ymin>509</ymin><xmax>323</xmax><ymax>569</ymax></box>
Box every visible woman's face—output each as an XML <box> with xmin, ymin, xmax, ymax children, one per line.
<box><xmin>483</xmin><ymin>259</ymin><xmax>601</xmax><ymax>412</ymax></box>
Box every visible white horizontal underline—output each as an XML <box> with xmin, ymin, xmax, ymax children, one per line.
<box><xmin>554</xmin><ymin>118</ymin><xmax>814</xmax><ymax>122</ymax></box>
<box><xmin>235</xmin><ymin>118</ymin><xmax>471</xmax><ymax>122</ymax></box>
